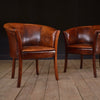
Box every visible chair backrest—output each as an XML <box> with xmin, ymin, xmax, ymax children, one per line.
<box><xmin>4</xmin><ymin>23</ymin><xmax>57</xmax><ymax>58</ymax></box>
<box><xmin>77</xmin><ymin>26</ymin><xmax>94</xmax><ymax>44</ymax></box>
<box><xmin>64</xmin><ymin>25</ymin><xmax>100</xmax><ymax>45</ymax></box>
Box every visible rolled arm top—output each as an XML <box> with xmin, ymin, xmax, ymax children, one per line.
<box><xmin>63</xmin><ymin>27</ymin><xmax>78</xmax><ymax>45</ymax></box>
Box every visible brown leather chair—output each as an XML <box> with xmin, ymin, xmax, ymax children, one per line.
<box><xmin>63</xmin><ymin>25</ymin><xmax>100</xmax><ymax>77</ymax></box>
<box><xmin>4</xmin><ymin>23</ymin><xmax>60</xmax><ymax>88</ymax></box>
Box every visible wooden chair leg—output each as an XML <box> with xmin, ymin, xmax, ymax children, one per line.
<box><xmin>17</xmin><ymin>57</ymin><xmax>22</xmax><ymax>88</ymax></box>
<box><xmin>54</xmin><ymin>54</ymin><xmax>59</xmax><ymax>80</ymax></box>
<box><xmin>80</xmin><ymin>55</ymin><xmax>83</xmax><ymax>69</ymax></box>
<box><xmin>64</xmin><ymin>53</ymin><xmax>68</xmax><ymax>72</ymax></box>
<box><xmin>11</xmin><ymin>58</ymin><xmax>16</xmax><ymax>78</ymax></box>
<box><xmin>36</xmin><ymin>59</ymin><xmax>39</xmax><ymax>75</ymax></box>
<box><xmin>93</xmin><ymin>54</ymin><xmax>97</xmax><ymax>78</ymax></box>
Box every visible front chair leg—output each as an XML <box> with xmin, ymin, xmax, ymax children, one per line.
<box><xmin>93</xmin><ymin>54</ymin><xmax>97</xmax><ymax>78</ymax></box>
<box><xmin>17</xmin><ymin>57</ymin><xmax>22</xmax><ymax>88</ymax></box>
<box><xmin>64</xmin><ymin>53</ymin><xmax>68</xmax><ymax>72</ymax></box>
<box><xmin>54</xmin><ymin>54</ymin><xmax>59</xmax><ymax>80</ymax></box>
<box><xmin>80</xmin><ymin>55</ymin><xmax>83</xmax><ymax>69</ymax></box>
<box><xmin>36</xmin><ymin>59</ymin><xmax>39</xmax><ymax>75</ymax></box>
<box><xmin>11</xmin><ymin>58</ymin><xmax>16</xmax><ymax>78</ymax></box>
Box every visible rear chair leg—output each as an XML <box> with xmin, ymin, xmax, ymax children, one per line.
<box><xmin>64</xmin><ymin>53</ymin><xmax>68</xmax><ymax>72</ymax></box>
<box><xmin>93</xmin><ymin>54</ymin><xmax>97</xmax><ymax>78</ymax></box>
<box><xmin>12</xmin><ymin>58</ymin><xmax>16</xmax><ymax>78</ymax></box>
<box><xmin>36</xmin><ymin>59</ymin><xmax>39</xmax><ymax>75</ymax></box>
<box><xmin>80</xmin><ymin>55</ymin><xmax>83</xmax><ymax>69</ymax></box>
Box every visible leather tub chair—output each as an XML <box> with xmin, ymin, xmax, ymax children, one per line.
<box><xmin>4</xmin><ymin>23</ymin><xmax>60</xmax><ymax>88</ymax></box>
<box><xmin>63</xmin><ymin>25</ymin><xmax>100</xmax><ymax>77</ymax></box>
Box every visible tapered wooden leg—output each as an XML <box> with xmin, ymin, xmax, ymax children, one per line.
<box><xmin>54</xmin><ymin>54</ymin><xmax>59</xmax><ymax>80</ymax></box>
<box><xmin>93</xmin><ymin>54</ymin><xmax>97</xmax><ymax>78</ymax></box>
<box><xmin>80</xmin><ymin>55</ymin><xmax>83</xmax><ymax>69</ymax></box>
<box><xmin>36</xmin><ymin>59</ymin><xmax>39</xmax><ymax>75</ymax></box>
<box><xmin>11</xmin><ymin>58</ymin><xmax>16</xmax><ymax>78</ymax></box>
<box><xmin>17</xmin><ymin>57</ymin><xmax>22</xmax><ymax>88</ymax></box>
<box><xmin>64</xmin><ymin>53</ymin><xmax>68</xmax><ymax>72</ymax></box>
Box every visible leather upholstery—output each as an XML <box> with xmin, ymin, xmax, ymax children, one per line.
<box><xmin>63</xmin><ymin>25</ymin><xmax>100</xmax><ymax>54</ymax></box>
<box><xmin>22</xmin><ymin>24</ymin><xmax>41</xmax><ymax>46</ymax></box>
<box><xmin>3</xmin><ymin>23</ymin><xmax>58</xmax><ymax>58</ymax></box>
<box><xmin>77</xmin><ymin>26</ymin><xmax>94</xmax><ymax>43</ymax></box>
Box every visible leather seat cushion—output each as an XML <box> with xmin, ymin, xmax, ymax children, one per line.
<box><xmin>68</xmin><ymin>44</ymin><xmax>93</xmax><ymax>54</ymax></box>
<box><xmin>22</xmin><ymin>46</ymin><xmax>55</xmax><ymax>52</ymax></box>
<box><xmin>68</xmin><ymin>44</ymin><xmax>93</xmax><ymax>49</ymax></box>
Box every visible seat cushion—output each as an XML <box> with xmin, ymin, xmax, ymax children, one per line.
<box><xmin>68</xmin><ymin>44</ymin><xmax>93</xmax><ymax>55</ymax></box>
<box><xmin>22</xmin><ymin>46</ymin><xmax>55</xmax><ymax>52</ymax></box>
<box><xmin>68</xmin><ymin>44</ymin><xmax>93</xmax><ymax>49</ymax></box>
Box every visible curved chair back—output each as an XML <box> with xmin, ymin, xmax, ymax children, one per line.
<box><xmin>63</xmin><ymin>25</ymin><xmax>100</xmax><ymax>45</ymax></box>
<box><xmin>4</xmin><ymin>23</ymin><xmax>58</xmax><ymax>58</ymax></box>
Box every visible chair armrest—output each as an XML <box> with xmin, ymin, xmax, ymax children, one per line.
<box><xmin>63</xmin><ymin>28</ymin><xmax>78</xmax><ymax>45</ymax></box>
<box><xmin>3</xmin><ymin>24</ymin><xmax>16</xmax><ymax>32</ymax></box>
<box><xmin>54</xmin><ymin>30</ymin><xmax>60</xmax><ymax>51</ymax></box>
<box><xmin>93</xmin><ymin>30</ymin><xmax>100</xmax><ymax>53</ymax></box>
<box><xmin>4</xmin><ymin>23</ymin><xmax>22</xmax><ymax>50</ymax></box>
<box><xmin>63</xmin><ymin>31</ymin><xmax>69</xmax><ymax>45</ymax></box>
<box><xmin>95</xmin><ymin>30</ymin><xmax>100</xmax><ymax>35</ymax></box>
